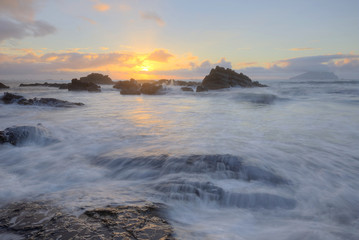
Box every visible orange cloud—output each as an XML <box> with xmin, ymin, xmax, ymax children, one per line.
<box><xmin>93</xmin><ymin>2</ymin><xmax>110</xmax><ymax>12</ymax></box>
<box><xmin>80</xmin><ymin>16</ymin><xmax>97</xmax><ymax>25</ymax></box>
<box><xmin>147</xmin><ymin>49</ymin><xmax>174</xmax><ymax>62</ymax></box>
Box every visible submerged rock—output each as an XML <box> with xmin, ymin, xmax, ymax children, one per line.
<box><xmin>196</xmin><ymin>86</ymin><xmax>208</xmax><ymax>92</ymax></box>
<box><xmin>79</xmin><ymin>73</ymin><xmax>114</xmax><ymax>84</ymax></box>
<box><xmin>181</xmin><ymin>87</ymin><xmax>194</xmax><ymax>92</ymax></box>
<box><xmin>0</xmin><ymin>82</ymin><xmax>9</xmax><ymax>89</ymax></box>
<box><xmin>201</xmin><ymin>66</ymin><xmax>267</xmax><ymax>90</ymax></box>
<box><xmin>68</xmin><ymin>79</ymin><xmax>101</xmax><ymax>92</ymax></box>
<box><xmin>19</xmin><ymin>82</ymin><xmax>69</xmax><ymax>89</ymax></box>
<box><xmin>1</xmin><ymin>92</ymin><xmax>84</xmax><ymax>107</ymax></box>
<box><xmin>0</xmin><ymin>124</ymin><xmax>57</xmax><ymax>146</ymax></box>
<box><xmin>0</xmin><ymin>202</ymin><xmax>175</xmax><ymax>240</ymax></box>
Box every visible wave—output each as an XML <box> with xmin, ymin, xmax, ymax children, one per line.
<box><xmin>232</xmin><ymin>93</ymin><xmax>283</xmax><ymax>104</ymax></box>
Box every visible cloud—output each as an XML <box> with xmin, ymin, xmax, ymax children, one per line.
<box><xmin>93</xmin><ymin>2</ymin><xmax>110</xmax><ymax>12</ymax></box>
<box><xmin>0</xmin><ymin>18</ymin><xmax>56</xmax><ymax>42</ymax></box>
<box><xmin>236</xmin><ymin>54</ymin><xmax>359</xmax><ymax>79</ymax></box>
<box><xmin>0</xmin><ymin>0</ymin><xmax>56</xmax><ymax>42</ymax></box>
<box><xmin>140</xmin><ymin>11</ymin><xmax>165</xmax><ymax>26</ymax></box>
<box><xmin>290</xmin><ymin>47</ymin><xmax>320</xmax><ymax>51</ymax></box>
<box><xmin>0</xmin><ymin>0</ymin><xmax>37</xmax><ymax>22</ymax></box>
<box><xmin>147</xmin><ymin>49</ymin><xmax>174</xmax><ymax>62</ymax></box>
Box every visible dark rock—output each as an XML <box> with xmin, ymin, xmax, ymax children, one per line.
<box><xmin>79</xmin><ymin>73</ymin><xmax>114</xmax><ymax>84</ymax></box>
<box><xmin>140</xmin><ymin>83</ymin><xmax>163</xmax><ymax>95</ymax></box>
<box><xmin>196</xmin><ymin>86</ymin><xmax>208</xmax><ymax>92</ymax></box>
<box><xmin>0</xmin><ymin>124</ymin><xmax>57</xmax><ymax>146</ymax></box>
<box><xmin>19</xmin><ymin>82</ymin><xmax>69</xmax><ymax>89</ymax></box>
<box><xmin>201</xmin><ymin>66</ymin><xmax>267</xmax><ymax>90</ymax></box>
<box><xmin>173</xmin><ymin>80</ymin><xmax>200</xmax><ymax>87</ymax></box>
<box><xmin>68</xmin><ymin>79</ymin><xmax>101</xmax><ymax>92</ymax></box>
<box><xmin>114</xmin><ymin>79</ymin><xmax>141</xmax><ymax>95</ymax></box>
<box><xmin>0</xmin><ymin>202</ymin><xmax>175</xmax><ymax>240</ymax></box>
<box><xmin>290</xmin><ymin>71</ymin><xmax>339</xmax><ymax>80</ymax></box>
<box><xmin>181</xmin><ymin>87</ymin><xmax>194</xmax><ymax>92</ymax></box>
<box><xmin>0</xmin><ymin>82</ymin><xmax>9</xmax><ymax>89</ymax></box>
<box><xmin>1</xmin><ymin>92</ymin><xmax>84</xmax><ymax>107</ymax></box>
<box><xmin>158</xmin><ymin>79</ymin><xmax>171</xmax><ymax>85</ymax></box>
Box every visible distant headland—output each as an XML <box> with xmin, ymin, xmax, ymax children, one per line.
<box><xmin>290</xmin><ymin>71</ymin><xmax>339</xmax><ymax>80</ymax></box>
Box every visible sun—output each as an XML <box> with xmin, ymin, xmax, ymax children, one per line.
<box><xmin>141</xmin><ymin>67</ymin><xmax>149</xmax><ymax>71</ymax></box>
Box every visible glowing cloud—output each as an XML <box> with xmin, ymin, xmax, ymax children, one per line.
<box><xmin>147</xmin><ymin>49</ymin><xmax>174</xmax><ymax>62</ymax></box>
<box><xmin>93</xmin><ymin>2</ymin><xmax>110</xmax><ymax>12</ymax></box>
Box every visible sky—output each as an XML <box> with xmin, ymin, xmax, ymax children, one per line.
<box><xmin>0</xmin><ymin>0</ymin><xmax>359</xmax><ymax>81</ymax></box>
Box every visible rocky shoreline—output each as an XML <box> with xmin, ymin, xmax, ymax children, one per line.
<box><xmin>0</xmin><ymin>201</ymin><xmax>175</xmax><ymax>240</ymax></box>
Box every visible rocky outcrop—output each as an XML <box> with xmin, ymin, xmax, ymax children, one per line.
<box><xmin>114</xmin><ymin>79</ymin><xmax>141</xmax><ymax>95</ymax></box>
<box><xmin>114</xmin><ymin>79</ymin><xmax>163</xmax><ymax>95</ymax></box>
<box><xmin>290</xmin><ymin>71</ymin><xmax>339</xmax><ymax>80</ymax></box>
<box><xmin>19</xmin><ymin>82</ymin><xmax>69</xmax><ymax>89</ymax></box>
<box><xmin>0</xmin><ymin>202</ymin><xmax>175</xmax><ymax>240</ymax></box>
<box><xmin>79</xmin><ymin>73</ymin><xmax>114</xmax><ymax>84</ymax></box>
<box><xmin>1</xmin><ymin>92</ymin><xmax>84</xmax><ymax>107</ymax></box>
<box><xmin>0</xmin><ymin>82</ymin><xmax>9</xmax><ymax>89</ymax></box>
<box><xmin>201</xmin><ymin>66</ymin><xmax>267</xmax><ymax>90</ymax></box>
<box><xmin>140</xmin><ymin>83</ymin><xmax>163</xmax><ymax>95</ymax></box>
<box><xmin>68</xmin><ymin>79</ymin><xmax>101</xmax><ymax>92</ymax></box>
<box><xmin>158</xmin><ymin>79</ymin><xmax>200</xmax><ymax>87</ymax></box>
<box><xmin>0</xmin><ymin>124</ymin><xmax>57</xmax><ymax>146</ymax></box>
<box><xmin>181</xmin><ymin>87</ymin><xmax>194</xmax><ymax>92</ymax></box>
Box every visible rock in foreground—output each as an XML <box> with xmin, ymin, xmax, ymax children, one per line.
<box><xmin>201</xmin><ymin>66</ymin><xmax>267</xmax><ymax>90</ymax></box>
<box><xmin>0</xmin><ymin>124</ymin><xmax>57</xmax><ymax>146</ymax></box>
<box><xmin>1</xmin><ymin>92</ymin><xmax>84</xmax><ymax>107</ymax></box>
<box><xmin>80</xmin><ymin>73</ymin><xmax>114</xmax><ymax>84</ymax></box>
<box><xmin>0</xmin><ymin>82</ymin><xmax>9</xmax><ymax>89</ymax></box>
<box><xmin>0</xmin><ymin>202</ymin><xmax>175</xmax><ymax>240</ymax></box>
<box><xmin>68</xmin><ymin>79</ymin><xmax>101</xmax><ymax>92</ymax></box>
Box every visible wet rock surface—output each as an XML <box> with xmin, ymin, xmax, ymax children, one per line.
<box><xmin>0</xmin><ymin>202</ymin><xmax>175</xmax><ymax>240</ymax></box>
<box><xmin>79</xmin><ymin>73</ymin><xmax>114</xmax><ymax>85</ymax></box>
<box><xmin>0</xmin><ymin>82</ymin><xmax>10</xmax><ymax>89</ymax></box>
<box><xmin>68</xmin><ymin>79</ymin><xmax>101</xmax><ymax>92</ymax></box>
<box><xmin>1</xmin><ymin>92</ymin><xmax>84</xmax><ymax>107</ymax></box>
<box><xmin>140</xmin><ymin>83</ymin><xmax>163</xmax><ymax>95</ymax></box>
<box><xmin>201</xmin><ymin>66</ymin><xmax>267</xmax><ymax>90</ymax></box>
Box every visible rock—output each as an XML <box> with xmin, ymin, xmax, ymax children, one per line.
<box><xmin>201</xmin><ymin>66</ymin><xmax>267</xmax><ymax>90</ymax></box>
<box><xmin>0</xmin><ymin>202</ymin><xmax>175</xmax><ymax>240</ymax></box>
<box><xmin>173</xmin><ymin>80</ymin><xmax>200</xmax><ymax>87</ymax></box>
<box><xmin>19</xmin><ymin>82</ymin><xmax>69</xmax><ymax>89</ymax></box>
<box><xmin>0</xmin><ymin>124</ymin><xmax>57</xmax><ymax>146</ymax></box>
<box><xmin>0</xmin><ymin>82</ymin><xmax>9</xmax><ymax>89</ymax></box>
<box><xmin>114</xmin><ymin>79</ymin><xmax>141</xmax><ymax>95</ymax></box>
<box><xmin>1</xmin><ymin>92</ymin><xmax>84</xmax><ymax>107</ymax></box>
<box><xmin>68</xmin><ymin>79</ymin><xmax>101</xmax><ymax>92</ymax></box>
<box><xmin>196</xmin><ymin>86</ymin><xmax>208</xmax><ymax>92</ymax></box>
<box><xmin>181</xmin><ymin>87</ymin><xmax>194</xmax><ymax>92</ymax></box>
<box><xmin>79</xmin><ymin>73</ymin><xmax>114</xmax><ymax>84</ymax></box>
<box><xmin>140</xmin><ymin>83</ymin><xmax>163</xmax><ymax>95</ymax></box>
<box><xmin>290</xmin><ymin>71</ymin><xmax>339</xmax><ymax>80</ymax></box>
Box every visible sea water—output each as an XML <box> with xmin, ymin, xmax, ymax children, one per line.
<box><xmin>0</xmin><ymin>79</ymin><xmax>358</xmax><ymax>239</ymax></box>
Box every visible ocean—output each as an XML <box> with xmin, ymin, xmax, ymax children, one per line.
<box><xmin>1</xmin><ymin>79</ymin><xmax>359</xmax><ymax>239</ymax></box>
